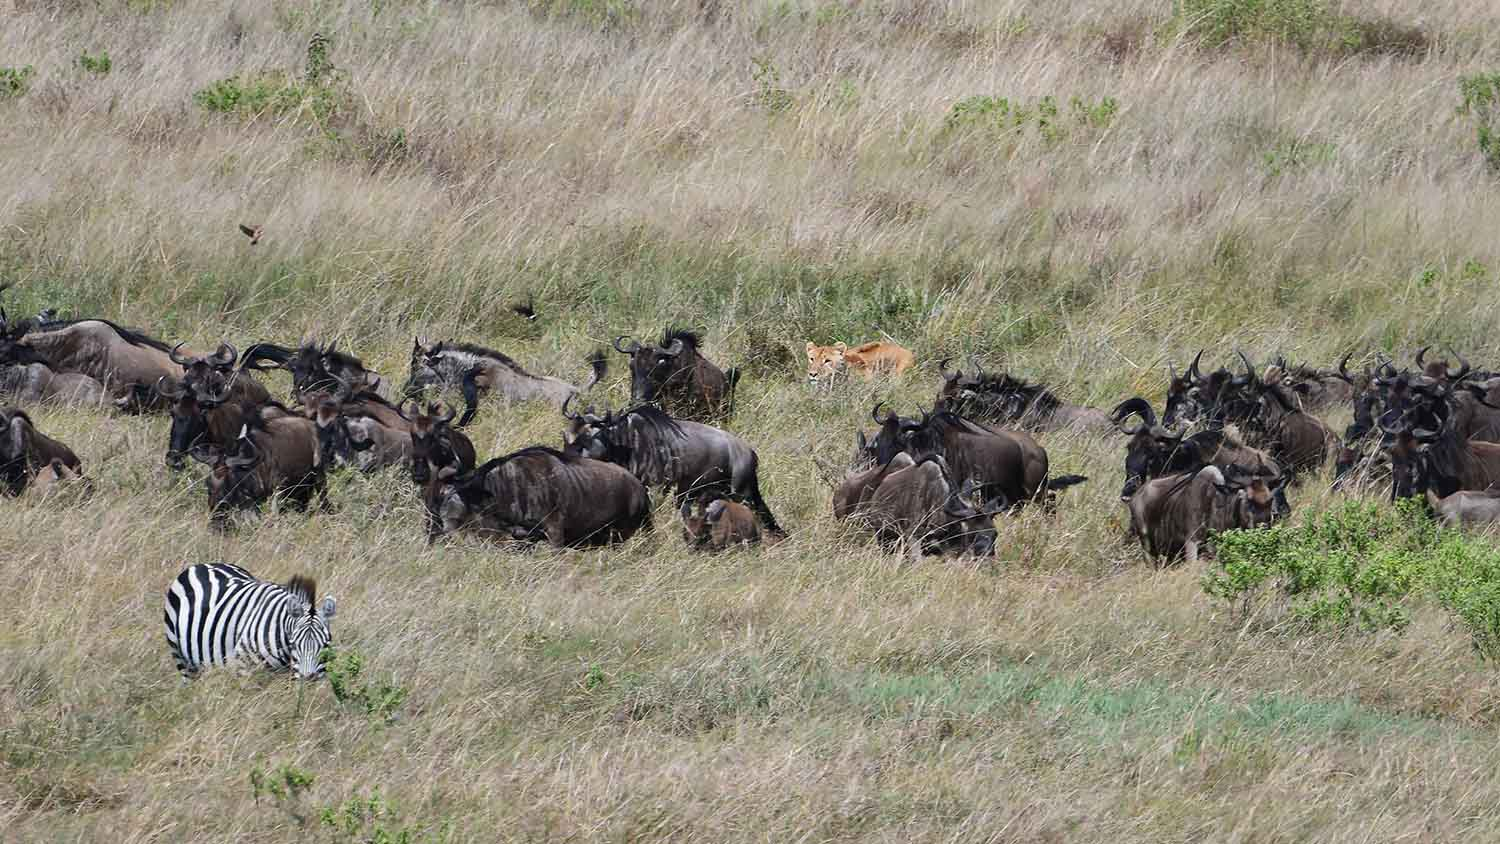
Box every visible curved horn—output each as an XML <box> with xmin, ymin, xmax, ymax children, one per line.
<box><xmin>1187</xmin><ymin>349</ymin><xmax>1205</xmax><ymax>381</ymax></box>
<box><xmin>1415</xmin><ymin>345</ymin><xmax>1430</xmax><ymax>370</ymax></box>
<box><xmin>1236</xmin><ymin>350</ymin><xmax>1258</xmax><ymax>387</ymax></box>
<box><xmin>938</xmin><ymin>358</ymin><xmax>955</xmax><ymax>379</ymax></box>
<box><xmin>155</xmin><ymin>376</ymin><xmax>187</xmax><ymax>400</ymax></box>
<box><xmin>434</xmin><ymin>402</ymin><xmax>455</xmax><ymax>425</ymax></box>
<box><xmin>561</xmin><ymin>393</ymin><xmax>580</xmax><ymax>421</ymax></box>
<box><xmin>210</xmin><ymin>342</ymin><xmax>237</xmax><ymax>368</ymax></box>
<box><xmin>872</xmin><ymin>401</ymin><xmax>893</xmax><ymax>426</ymax></box>
<box><xmin>1336</xmin><ymin>351</ymin><xmax>1354</xmax><ymax>383</ymax></box>
<box><xmin>662</xmin><ymin>338</ymin><xmax>685</xmax><ymax>357</ymax></box>
<box><xmin>169</xmin><ymin>342</ymin><xmax>193</xmax><ymax>366</ymax></box>
<box><xmin>1448</xmin><ymin>349</ymin><xmax>1471</xmax><ymax>381</ymax></box>
<box><xmin>1109</xmin><ymin>397</ymin><xmax>1158</xmax><ymax>435</ymax></box>
<box><xmin>612</xmin><ymin>336</ymin><xmax>640</xmax><ymax>354</ymax></box>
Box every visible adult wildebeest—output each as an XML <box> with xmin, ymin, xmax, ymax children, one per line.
<box><xmin>935</xmin><ymin>359</ymin><xmax>1111</xmax><ymax>432</ymax></box>
<box><xmin>834</xmin><ymin>451</ymin><xmax>916</xmax><ymax>520</ymax></box>
<box><xmin>1233</xmin><ymin>353</ymin><xmax>1337</xmax><ymax>475</ymax></box>
<box><xmin>1264</xmin><ymin>354</ymin><xmax>1355</xmax><ymax>412</ymax></box>
<box><xmin>158</xmin><ymin>374</ymin><xmax>291</xmax><ymax>471</ymax></box>
<box><xmin>311</xmin><ymin>396</ymin><xmax>413</xmax><ymax>473</ymax></box>
<box><xmin>613</xmin><ymin>329</ymin><xmax>738</xmax><ymax>422</ymax></box>
<box><xmin>188</xmin><ymin>418</ymin><xmax>326</xmax><ymax>526</ymax></box>
<box><xmin>680</xmin><ymin>496</ymin><xmax>762</xmax><ymax>550</ymax></box>
<box><xmin>562</xmin><ymin>401</ymin><xmax>783</xmax><ymax>535</ymax></box>
<box><xmin>405</xmin><ymin>402</ymin><xmax>477</xmax><ymax>484</ymax></box>
<box><xmin>856</xmin><ymin>454</ymin><xmax>1000</xmax><ymax>556</ymax></box>
<box><xmin>2</xmin><ymin>312</ymin><xmax>183</xmax><ymax>411</ymax></box>
<box><xmin>1126</xmin><ymin>465</ymin><xmax>1289</xmax><ymax>564</ymax></box>
<box><xmin>434</xmin><ymin>446</ymin><xmax>651</xmax><ymax>547</ymax></box>
<box><xmin>1112</xmin><ymin>398</ymin><xmax>1281</xmax><ymax>500</ymax></box>
<box><xmin>1381</xmin><ymin>410</ymin><xmax>1500</xmax><ymax>501</ymax></box>
<box><xmin>868</xmin><ymin>404</ymin><xmax>1086</xmax><ymax>510</ymax></box>
<box><xmin>0</xmin><ymin>359</ymin><xmax>106</xmax><ymax>405</ymax></box>
<box><xmin>0</xmin><ymin>407</ymin><xmax>83</xmax><ymax>496</ymax></box>
<box><xmin>242</xmin><ymin>339</ymin><xmax>385</xmax><ymax>400</ymax></box>
<box><xmin>403</xmin><ymin>338</ymin><xmax>607</xmax><ymax>428</ymax></box>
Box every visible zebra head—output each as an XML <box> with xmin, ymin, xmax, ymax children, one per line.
<box><xmin>284</xmin><ymin>576</ymin><xmax>336</xmax><ymax>679</ymax></box>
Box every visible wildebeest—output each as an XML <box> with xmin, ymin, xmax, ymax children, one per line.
<box><xmin>188</xmin><ymin>418</ymin><xmax>326</xmax><ymax>525</ymax></box>
<box><xmin>834</xmin><ymin>451</ymin><xmax>916</xmax><ymax>519</ymax></box>
<box><xmin>0</xmin><ymin>359</ymin><xmax>106</xmax><ymax>405</ymax></box>
<box><xmin>856</xmin><ymin>454</ymin><xmax>1000</xmax><ymax>556</ymax></box>
<box><xmin>680</xmin><ymin>496</ymin><xmax>762</xmax><ymax>550</ymax></box>
<box><xmin>1426</xmin><ymin>486</ymin><xmax>1500</xmax><ymax>530</ymax></box>
<box><xmin>2</xmin><ymin>312</ymin><xmax>184</xmax><ymax>411</ymax></box>
<box><xmin>1381</xmin><ymin>410</ymin><xmax>1500</xmax><ymax>501</ymax></box>
<box><xmin>935</xmin><ymin>360</ymin><xmax>1110</xmax><ymax>432</ymax></box>
<box><xmin>613</xmin><ymin>329</ymin><xmax>738</xmax><ymax>421</ymax></box>
<box><xmin>1112</xmin><ymin>398</ymin><xmax>1281</xmax><ymax>500</ymax></box>
<box><xmin>158</xmin><ymin>374</ymin><xmax>290</xmax><ymax>471</ymax></box>
<box><xmin>562</xmin><ymin>401</ymin><xmax>783</xmax><ymax>535</ymax></box>
<box><xmin>405</xmin><ymin>402</ymin><xmax>477</xmax><ymax>484</ymax></box>
<box><xmin>1126</xmin><ymin>465</ymin><xmax>1289</xmax><ymax>564</ymax></box>
<box><xmin>434</xmin><ymin>446</ymin><xmax>651</xmax><ymax>547</ymax></box>
<box><xmin>1265</xmin><ymin>354</ymin><xmax>1355</xmax><ymax>412</ymax></box>
<box><xmin>311</xmin><ymin>396</ymin><xmax>413</xmax><ymax>473</ymax></box>
<box><xmin>0</xmin><ymin>407</ymin><xmax>83</xmax><ymax>496</ymax></box>
<box><xmin>868</xmin><ymin>404</ymin><xmax>1086</xmax><ymax>510</ymax></box>
<box><xmin>403</xmin><ymin>338</ymin><xmax>607</xmax><ymax>427</ymax></box>
<box><xmin>1232</xmin><ymin>353</ymin><xmax>1337</xmax><ymax>475</ymax></box>
<box><xmin>242</xmin><ymin>339</ymin><xmax>385</xmax><ymax>400</ymax></box>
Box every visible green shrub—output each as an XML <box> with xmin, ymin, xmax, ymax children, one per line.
<box><xmin>751</xmin><ymin>56</ymin><xmax>795</xmax><ymax>114</ymax></box>
<box><xmin>320</xmin><ymin>793</ymin><xmax>454</xmax><ymax>843</ymax></box>
<box><xmin>1458</xmin><ymin>73</ymin><xmax>1500</xmax><ymax>172</ymax></box>
<box><xmin>322</xmin><ymin>647</ymin><xmax>408</xmax><ymax>721</ymax></box>
<box><xmin>194</xmin><ymin>34</ymin><xmax>347</xmax><ymax>128</ymax></box>
<box><xmin>77</xmin><ymin>52</ymin><xmax>112</xmax><ymax>75</ymax></box>
<box><xmin>0</xmin><ymin>66</ymin><xmax>35</xmax><ymax>99</ymax></box>
<box><xmin>1169</xmin><ymin>0</ymin><xmax>1428</xmax><ymax>56</ymax></box>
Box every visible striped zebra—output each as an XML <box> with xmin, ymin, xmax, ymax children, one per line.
<box><xmin>164</xmin><ymin>563</ymin><xmax>336</xmax><ymax>679</ymax></box>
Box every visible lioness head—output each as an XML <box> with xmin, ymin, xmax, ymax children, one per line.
<box><xmin>806</xmin><ymin>342</ymin><xmax>847</xmax><ymax>383</ymax></box>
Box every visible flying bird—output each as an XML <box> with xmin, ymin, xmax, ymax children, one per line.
<box><xmin>238</xmin><ymin>224</ymin><xmax>263</xmax><ymax>245</ymax></box>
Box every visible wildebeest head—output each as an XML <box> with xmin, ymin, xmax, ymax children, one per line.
<box><xmin>1164</xmin><ymin>351</ymin><xmax>1206</xmax><ymax>428</ymax></box>
<box><xmin>171</xmin><ymin>342</ymin><xmax>238</xmax><ymax>392</ymax></box>
<box><xmin>281</xmin><ymin>575</ymin><xmax>336</xmax><ymax>680</ymax></box>
<box><xmin>560</xmin><ymin>395</ymin><xmax>620</xmax><ymax>462</ymax></box>
<box><xmin>614</xmin><ymin>329</ymin><xmax>700</xmax><ymax>403</ymax></box>
<box><xmin>159</xmin><ymin>375</ymin><xmax>234</xmax><ymax>470</ymax></box>
<box><xmin>1112</xmin><ymin>397</ymin><xmax>1189</xmax><ymax>500</ymax></box>
<box><xmin>1415</xmin><ymin>346</ymin><xmax>1471</xmax><ymax>385</ymax></box>
<box><xmin>311</xmin><ymin>397</ymin><xmax>373</xmax><ymax>471</ymax></box>
<box><xmin>403</xmin><ymin>337</ymin><xmax>445</xmax><ymax>398</ymax></box>
<box><xmin>406</xmin><ymin>400</ymin><xmax>469</xmax><ymax>484</ymax></box>
<box><xmin>189</xmin><ymin>427</ymin><xmax>266</xmax><ymax>523</ymax></box>
<box><xmin>865</xmin><ymin>401</ymin><xmax>915</xmax><ymax>467</ymax></box>
<box><xmin>1217</xmin><ymin>465</ymin><xmax>1291</xmax><ymax>528</ymax></box>
<box><xmin>933</xmin><ymin>479</ymin><xmax>1002</xmax><ymax>557</ymax></box>
<box><xmin>245</xmin><ymin>339</ymin><xmax>378</xmax><ymax>400</ymax></box>
<box><xmin>1379</xmin><ymin>409</ymin><xmax>1445</xmax><ymax>500</ymax></box>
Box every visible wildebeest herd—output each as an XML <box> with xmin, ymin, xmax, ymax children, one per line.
<box><xmin>2</xmin><ymin>292</ymin><xmax>1493</xmax><ymax>678</ymax></box>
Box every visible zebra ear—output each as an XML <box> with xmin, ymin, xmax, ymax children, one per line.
<box><xmin>320</xmin><ymin>596</ymin><xmax>336</xmax><ymax>620</ymax></box>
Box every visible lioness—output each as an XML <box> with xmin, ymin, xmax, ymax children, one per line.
<box><xmin>806</xmin><ymin>341</ymin><xmax>915</xmax><ymax>383</ymax></box>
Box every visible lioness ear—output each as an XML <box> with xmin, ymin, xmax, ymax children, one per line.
<box><xmin>834</xmin><ymin>342</ymin><xmax>846</xmax><ymax>352</ymax></box>
<box><xmin>806</xmin><ymin>341</ymin><xmax>816</xmax><ymax>355</ymax></box>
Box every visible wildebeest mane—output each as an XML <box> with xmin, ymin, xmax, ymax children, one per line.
<box><xmin>661</xmin><ymin>327</ymin><xmax>702</xmax><ymax>350</ymax></box>
<box><xmin>618</xmin><ymin>404</ymin><xmax>686</xmax><ymax>438</ymax></box>
<box><xmin>432</xmin><ymin>341</ymin><xmax>533</xmax><ymax>375</ymax></box>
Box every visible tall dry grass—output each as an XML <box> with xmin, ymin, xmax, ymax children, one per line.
<box><xmin>6</xmin><ymin>0</ymin><xmax>1500</xmax><ymax>840</ymax></box>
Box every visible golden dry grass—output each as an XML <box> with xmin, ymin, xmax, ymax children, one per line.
<box><xmin>7</xmin><ymin>0</ymin><xmax>1500</xmax><ymax>841</ymax></box>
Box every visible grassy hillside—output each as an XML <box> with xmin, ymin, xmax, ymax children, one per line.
<box><xmin>6</xmin><ymin>1</ymin><xmax>1500</xmax><ymax>840</ymax></box>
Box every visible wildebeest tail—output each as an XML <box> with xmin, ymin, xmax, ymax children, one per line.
<box><xmin>1045</xmin><ymin>474</ymin><xmax>1088</xmax><ymax>493</ymax></box>
<box><xmin>725</xmin><ymin>367</ymin><xmax>741</xmax><ymax>416</ymax></box>
<box><xmin>241</xmin><ymin>342</ymin><xmax>294</xmax><ymax>371</ymax></box>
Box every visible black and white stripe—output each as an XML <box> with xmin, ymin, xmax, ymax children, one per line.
<box><xmin>163</xmin><ymin>563</ymin><xmax>336</xmax><ymax>679</ymax></box>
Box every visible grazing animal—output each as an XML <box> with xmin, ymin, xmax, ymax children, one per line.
<box><xmin>435</xmin><ymin>447</ymin><xmax>651</xmax><ymax>547</ymax></box>
<box><xmin>406</xmin><ymin>402</ymin><xmax>477</xmax><ymax>484</ymax></box>
<box><xmin>159</xmin><ymin>374</ymin><xmax>290</xmax><ymax>470</ymax></box>
<box><xmin>1112</xmin><ymin>398</ymin><xmax>1281</xmax><ymax>500</ymax></box>
<box><xmin>241</xmin><ymin>340</ymin><xmax>385</xmax><ymax>401</ymax></box>
<box><xmin>4</xmin><ymin>315</ymin><xmax>184</xmax><ymax>411</ymax></box>
<box><xmin>935</xmin><ymin>360</ymin><xmax>1111</xmax><ymax>432</ymax></box>
<box><xmin>805</xmin><ymin>341</ymin><xmax>915</xmax><ymax>383</ymax></box>
<box><xmin>0</xmin><ymin>360</ymin><xmax>106</xmax><ymax>405</ymax></box>
<box><xmin>403</xmin><ymin>338</ymin><xmax>606</xmax><ymax>427</ymax></box>
<box><xmin>562</xmin><ymin>401</ymin><xmax>783</xmax><ymax>536</ymax></box>
<box><xmin>312</xmin><ymin>397</ymin><xmax>413</xmax><ymax>473</ymax></box>
<box><xmin>163</xmin><ymin>563</ymin><xmax>335</xmax><ymax>679</ymax></box>
<box><xmin>0</xmin><ymin>407</ymin><xmax>82</xmax><ymax>496</ymax></box>
<box><xmin>859</xmin><ymin>454</ymin><xmax>1000</xmax><ymax>556</ymax></box>
<box><xmin>613</xmin><ymin>329</ymin><xmax>738</xmax><ymax>421</ymax></box>
<box><xmin>834</xmin><ymin>451</ymin><xmax>917</xmax><ymax>520</ymax></box>
<box><xmin>1126</xmin><ymin>465</ymin><xmax>1289</xmax><ymax>564</ymax></box>
<box><xmin>189</xmin><ymin>418</ymin><xmax>326</xmax><ymax>525</ymax></box>
<box><xmin>1252</xmin><ymin>383</ymin><xmax>1339</xmax><ymax>475</ymax></box>
<box><xmin>1381</xmin><ymin>411</ymin><xmax>1500</xmax><ymax>501</ymax></box>
<box><xmin>680</xmin><ymin>496</ymin><xmax>762</xmax><ymax>550</ymax></box>
<box><xmin>1426</xmin><ymin>486</ymin><xmax>1500</xmax><ymax>530</ymax></box>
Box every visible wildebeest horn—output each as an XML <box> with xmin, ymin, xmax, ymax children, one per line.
<box><xmin>169</xmin><ymin>342</ymin><xmax>193</xmax><ymax>366</ymax></box>
<box><xmin>561</xmin><ymin>393</ymin><xmax>581</xmax><ymax>421</ymax></box>
<box><xmin>1377</xmin><ymin>357</ymin><xmax>1397</xmax><ymax>378</ymax></box>
<box><xmin>1236</xmin><ymin>350</ymin><xmax>1258</xmax><ymax>386</ymax></box>
<box><xmin>1109</xmin><ymin>397</ymin><xmax>1157</xmax><ymax>435</ymax></box>
<box><xmin>1449</xmin><ymin>349</ymin><xmax>1470</xmax><ymax>381</ymax></box>
<box><xmin>1187</xmin><ymin>349</ymin><xmax>1204</xmax><ymax>381</ymax></box>
<box><xmin>662</xmin><ymin>339</ymin><xmax>685</xmax><ymax>356</ymax></box>
<box><xmin>1168</xmin><ymin>360</ymin><xmax>1178</xmax><ymax>381</ymax></box>
<box><xmin>612</xmin><ymin>336</ymin><xmax>640</xmax><ymax>354</ymax></box>
<box><xmin>872</xmin><ymin>401</ymin><xmax>893</xmax><ymax>426</ymax></box>
<box><xmin>938</xmin><ymin>358</ymin><xmax>955</xmax><ymax>379</ymax></box>
<box><xmin>211</xmin><ymin>342</ymin><xmax>237</xmax><ymax>368</ymax></box>
<box><xmin>1336</xmin><ymin>351</ymin><xmax>1354</xmax><ymax>383</ymax></box>
<box><xmin>1415</xmin><ymin>345</ymin><xmax>1430</xmax><ymax>370</ymax></box>
<box><xmin>155</xmin><ymin>376</ymin><xmax>187</xmax><ymax>400</ymax></box>
<box><xmin>434</xmin><ymin>402</ymin><xmax>455</xmax><ymax>425</ymax></box>
<box><xmin>1412</xmin><ymin>427</ymin><xmax>1440</xmax><ymax>443</ymax></box>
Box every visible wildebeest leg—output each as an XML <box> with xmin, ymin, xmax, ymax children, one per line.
<box><xmin>457</xmin><ymin>368</ymin><xmax>484</xmax><ymax>428</ymax></box>
<box><xmin>1184</xmin><ymin>539</ymin><xmax>1200</xmax><ymax>566</ymax></box>
<box><xmin>745</xmin><ymin>488</ymin><xmax>784</xmax><ymax>537</ymax></box>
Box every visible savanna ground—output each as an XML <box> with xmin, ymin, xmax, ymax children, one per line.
<box><xmin>6</xmin><ymin>0</ymin><xmax>1500</xmax><ymax>840</ymax></box>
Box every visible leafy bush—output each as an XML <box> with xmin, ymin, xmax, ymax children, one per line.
<box><xmin>942</xmin><ymin>94</ymin><xmax>1117</xmax><ymax>143</ymax></box>
<box><xmin>251</xmin><ymin>763</ymin><xmax>316</xmax><ymax>825</ymax></box>
<box><xmin>77</xmin><ymin>52</ymin><xmax>112</xmax><ymax>75</ymax></box>
<box><xmin>322</xmin><ymin>647</ymin><xmax>409</xmax><ymax>720</ymax></box>
<box><xmin>1206</xmin><ymin>500</ymin><xmax>1500</xmax><ymax>656</ymax></box>
<box><xmin>0</xmin><ymin>66</ymin><xmax>35</xmax><ymax>99</ymax></box>
<box><xmin>1458</xmin><ymin>73</ymin><xmax>1500</xmax><ymax>172</ymax></box>
<box><xmin>321</xmin><ymin>793</ymin><xmax>453</xmax><ymax>843</ymax></box>
<box><xmin>1169</xmin><ymin>0</ymin><xmax>1428</xmax><ymax>56</ymax></box>
<box><xmin>194</xmin><ymin>34</ymin><xmax>347</xmax><ymax>128</ymax></box>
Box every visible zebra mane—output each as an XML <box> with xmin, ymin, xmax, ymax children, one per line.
<box><xmin>284</xmin><ymin>575</ymin><xmax>318</xmax><ymax>610</ymax></box>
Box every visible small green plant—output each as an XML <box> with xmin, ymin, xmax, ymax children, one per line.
<box><xmin>320</xmin><ymin>793</ymin><xmax>453</xmax><ymax>843</ymax></box>
<box><xmin>0</xmin><ymin>65</ymin><xmax>35</xmax><ymax>99</ymax></box>
<box><xmin>1169</xmin><ymin>0</ymin><xmax>1426</xmax><ymax>56</ymax></box>
<box><xmin>943</xmin><ymin>94</ymin><xmax>1117</xmax><ymax>143</ymax></box>
<box><xmin>323</xmin><ymin>646</ymin><xmax>408</xmax><ymax>720</ymax></box>
<box><xmin>751</xmin><ymin>56</ymin><xmax>794</xmax><ymax>114</ymax></box>
<box><xmin>305</xmin><ymin>32</ymin><xmax>334</xmax><ymax>85</ymax></box>
<box><xmin>77</xmin><ymin>52</ymin><xmax>112</xmax><ymax>76</ymax></box>
<box><xmin>1263</xmin><ymin>137</ymin><xmax>1336</xmax><ymax>177</ymax></box>
<box><xmin>251</xmin><ymin>763</ymin><xmax>316</xmax><ymax>825</ymax></box>
<box><xmin>1458</xmin><ymin>73</ymin><xmax>1500</xmax><ymax>172</ymax></box>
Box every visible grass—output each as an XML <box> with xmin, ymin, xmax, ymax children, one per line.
<box><xmin>5</xmin><ymin>0</ymin><xmax>1500</xmax><ymax>840</ymax></box>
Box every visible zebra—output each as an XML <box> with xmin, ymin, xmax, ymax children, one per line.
<box><xmin>163</xmin><ymin>562</ymin><xmax>336</xmax><ymax>679</ymax></box>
